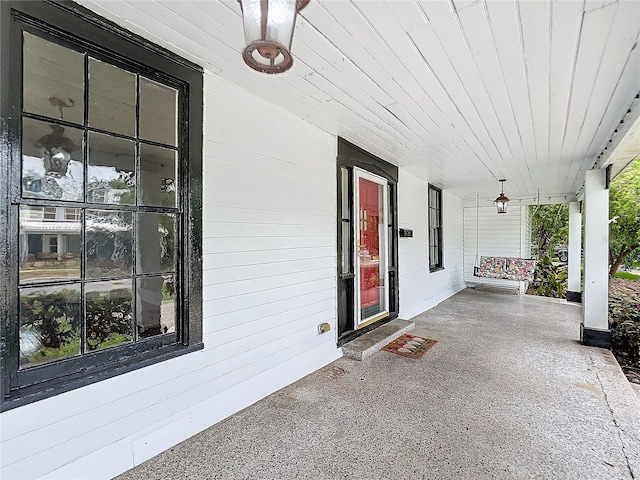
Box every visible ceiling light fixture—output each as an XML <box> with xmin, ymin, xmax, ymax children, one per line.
<box><xmin>495</xmin><ymin>179</ymin><xmax>509</xmax><ymax>214</ymax></box>
<box><xmin>238</xmin><ymin>0</ymin><xmax>309</xmax><ymax>74</ymax></box>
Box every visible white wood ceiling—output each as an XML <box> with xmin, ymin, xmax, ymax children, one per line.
<box><xmin>80</xmin><ymin>0</ymin><xmax>640</xmax><ymax>203</ymax></box>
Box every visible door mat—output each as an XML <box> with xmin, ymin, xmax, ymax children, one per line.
<box><xmin>382</xmin><ymin>334</ymin><xmax>437</xmax><ymax>359</ymax></box>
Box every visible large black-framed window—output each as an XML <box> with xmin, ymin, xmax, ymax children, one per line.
<box><xmin>0</xmin><ymin>1</ymin><xmax>203</xmax><ymax>411</ymax></box>
<box><xmin>428</xmin><ymin>184</ymin><xmax>443</xmax><ymax>272</ymax></box>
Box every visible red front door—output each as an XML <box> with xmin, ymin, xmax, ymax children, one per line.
<box><xmin>355</xmin><ymin>169</ymin><xmax>388</xmax><ymax>326</ymax></box>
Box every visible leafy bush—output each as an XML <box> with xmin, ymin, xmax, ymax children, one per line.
<box><xmin>532</xmin><ymin>255</ymin><xmax>568</xmax><ymax>298</ymax></box>
<box><xmin>20</xmin><ymin>288</ymin><xmax>81</xmax><ymax>364</ymax></box>
<box><xmin>609</xmin><ymin>278</ymin><xmax>640</xmax><ymax>365</ymax></box>
<box><xmin>86</xmin><ymin>288</ymin><xmax>132</xmax><ymax>351</ymax></box>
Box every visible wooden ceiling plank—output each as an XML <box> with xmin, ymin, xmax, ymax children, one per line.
<box><xmin>548</xmin><ymin>0</ymin><xmax>584</xmax><ymax>192</ymax></box>
<box><xmin>435</xmin><ymin>0</ymin><xmax>532</xmax><ymax>193</ymax></box>
<box><xmin>571</xmin><ymin>2</ymin><xmax>640</xmax><ymax>173</ymax></box>
<box><xmin>560</xmin><ymin>1</ymin><xmax>617</xmax><ymax>170</ymax></box>
<box><xmin>456</xmin><ymin>2</ymin><xmax>529</xmax><ymax>180</ymax></box>
<box><xmin>357</xmin><ymin>1</ymin><xmax>496</xmax><ymax>175</ymax></box>
<box><xmin>419</xmin><ymin>1</ymin><xmax>516</xmax><ymax>170</ymax></box>
<box><xmin>518</xmin><ymin>0</ymin><xmax>551</xmax><ymax>193</ymax></box>
<box><xmin>405</xmin><ymin>26</ymin><xmax>505</xmax><ymax>181</ymax></box>
<box><xmin>484</xmin><ymin>0</ymin><xmax>537</xmax><ymax>176</ymax></box>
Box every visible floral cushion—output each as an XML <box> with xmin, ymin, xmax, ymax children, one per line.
<box><xmin>476</xmin><ymin>256</ymin><xmax>536</xmax><ymax>281</ymax></box>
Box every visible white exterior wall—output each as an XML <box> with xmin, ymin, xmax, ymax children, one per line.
<box><xmin>0</xmin><ymin>73</ymin><xmax>468</xmax><ymax>480</ymax></box>
<box><xmin>0</xmin><ymin>73</ymin><xmax>342</xmax><ymax>480</ymax></box>
<box><xmin>463</xmin><ymin>205</ymin><xmax>528</xmax><ymax>292</ymax></box>
<box><xmin>397</xmin><ymin>172</ymin><xmax>465</xmax><ymax>320</ymax></box>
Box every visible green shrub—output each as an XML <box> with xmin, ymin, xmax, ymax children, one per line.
<box><xmin>609</xmin><ymin>279</ymin><xmax>640</xmax><ymax>364</ymax></box>
<box><xmin>532</xmin><ymin>255</ymin><xmax>568</xmax><ymax>298</ymax></box>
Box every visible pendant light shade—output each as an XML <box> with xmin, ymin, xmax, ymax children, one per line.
<box><xmin>239</xmin><ymin>0</ymin><xmax>309</xmax><ymax>74</ymax></box>
<box><xmin>495</xmin><ymin>179</ymin><xmax>509</xmax><ymax>214</ymax></box>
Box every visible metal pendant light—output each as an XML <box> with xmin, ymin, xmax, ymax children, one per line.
<box><xmin>238</xmin><ymin>0</ymin><xmax>309</xmax><ymax>74</ymax></box>
<box><xmin>495</xmin><ymin>179</ymin><xmax>509</xmax><ymax>214</ymax></box>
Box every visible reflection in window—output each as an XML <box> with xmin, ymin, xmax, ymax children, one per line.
<box><xmin>140</xmin><ymin>144</ymin><xmax>177</xmax><ymax>207</ymax></box>
<box><xmin>86</xmin><ymin>281</ymin><xmax>133</xmax><ymax>351</ymax></box>
<box><xmin>19</xmin><ymin>284</ymin><xmax>81</xmax><ymax>368</ymax></box>
<box><xmin>44</xmin><ymin>207</ymin><xmax>57</xmax><ymax>220</ymax></box>
<box><xmin>86</xmin><ymin>210</ymin><xmax>133</xmax><ymax>278</ymax></box>
<box><xmin>140</xmin><ymin>77</ymin><xmax>178</xmax><ymax>146</ymax></box>
<box><xmin>88</xmin><ymin>132</ymin><xmax>135</xmax><ymax>205</ymax></box>
<box><xmin>19</xmin><ymin>206</ymin><xmax>81</xmax><ymax>284</ymax></box>
<box><xmin>22</xmin><ymin>118</ymin><xmax>84</xmax><ymax>201</ymax></box>
<box><xmin>23</xmin><ymin>32</ymin><xmax>84</xmax><ymax>124</ymax></box>
<box><xmin>137</xmin><ymin>212</ymin><xmax>176</xmax><ymax>274</ymax></box>
<box><xmin>137</xmin><ymin>276</ymin><xmax>175</xmax><ymax>339</ymax></box>
<box><xmin>89</xmin><ymin>58</ymin><xmax>136</xmax><ymax>137</ymax></box>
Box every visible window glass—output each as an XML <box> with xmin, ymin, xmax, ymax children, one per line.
<box><xmin>19</xmin><ymin>206</ymin><xmax>81</xmax><ymax>284</ymax></box>
<box><xmin>341</xmin><ymin>167</ymin><xmax>350</xmax><ymax>220</ymax></box>
<box><xmin>22</xmin><ymin>118</ymin><xmax>84</xmax><ymax>201</ymax></box>
<box><xmin>89</xmin><ymin>58</ymin><xmax>136</xmax><ymax>136</ymax></box>
<box><xmin>140</xmin><ymin>77</ymin><xmax>178</xmax><ymax>146</ymax></box>
<box><xmin>86</xmin><ymin>210</ymin><xmax>133</xmax><ymax>278</ymax></box>
<box><xmin>139</xmin><ymin>144</ymin><xmax>177</xmax><ymax>207</ymax></box>
<box><xmin>137</xmin><ymin>212</ymin><xmax>176</xmax><ymax>274</ymax></box>
<box><xmin>86</xmin><ymin>280</ymin><xmax>133</xmax><ymax>351</ymax></box>
<box><xmin>22</xmin><ymin>33</ymin><xmax>84</xmax><ymax>124</ymax></box>
<box><xmin>341</xmin><ymin>222</ymin><xmax>351</xmax><ymax>274</ymax></box>
<box><xmin>88</xmin><ymin>132</ymin><xmax>136</xmax><ymax>205</ymax></box>
<box><xmin>137</xmin><ymin>276</ymin><xmax>175</xmax><ymax>340</ymax></box>
<box><xmin>19</xmin><ymin>284</ymin><xmax>81</xmax><ymax>368</ymax></box>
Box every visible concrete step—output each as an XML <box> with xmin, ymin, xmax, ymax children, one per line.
<box><xmin>342</xmin><ymin>319</ymin><xmax>415</xmax><ymax>361</ymax></box>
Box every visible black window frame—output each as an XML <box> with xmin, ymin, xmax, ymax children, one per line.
<box><xmin>428</xmin><ymin>184</ymin><xmax>444</xmax><ymax>272</ymax></box>
<box><xmin>0</xmin><ymin>0</ymin><xmax>204</xmax><ymax>411</ymax></box>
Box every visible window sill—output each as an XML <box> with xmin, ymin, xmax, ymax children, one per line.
<box><xmin>429</xmin><ymin>266</ymin><xmax>445</xmax><ymax>273</ymax></box>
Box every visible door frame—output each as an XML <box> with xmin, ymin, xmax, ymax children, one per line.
<box><xmin>336</xmin><ymin>138</ymin><xmax>398</xmax><ymax>346</ymax></box>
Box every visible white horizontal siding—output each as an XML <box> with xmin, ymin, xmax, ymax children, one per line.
<box><xmin>0</xmin><ymin>72</ymin><xmax>342</xmax><ymax>480</ymax></box>
<box><xmin>397</xmin><ymin>172</ymin><xmax>465</xmax><ymax>320</ymax></box>
<box><xmin>463</xmin><ymin>205</ymin><xmax>524</xmax><ymax>290</ymax></box>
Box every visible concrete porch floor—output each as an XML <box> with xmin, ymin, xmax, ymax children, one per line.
<box><xmin>116</xmin><ymin>289</ymin><xmax>640</xmax><ymax>480</ymax></box>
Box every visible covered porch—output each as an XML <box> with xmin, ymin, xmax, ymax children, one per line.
<box><xmin>114</xmin><ymin>288</ymin><xmax>640</xmax><ymax>480</ymax></box>
<box><xmin>1</xmin><ymin>1</ymin><xmax>639</xmax><ymax>478</ymax></box>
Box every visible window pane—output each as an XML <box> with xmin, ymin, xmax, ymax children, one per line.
<box><xmin>22</xmin><ymin>118</ymin><xmax>84</xmax><ymax>201</ymax></box>
<box><xmin>137</xmin><ymin>276</ymin><xmax>175</xmax><ymax>340</ymax></box>
<box><xmin>89</xmin><ymin>58</ymin><xmax>136</xmax><ymax>136</ymax></box>
<box><xmin>87</xmin><ymin>132</ymin><xmax>136</xmax><ymax>205</ymax></box>
<box><xmin>140</xmin><ymin>77</ymin><xmax>178</xmax><ymax>146</ymax></box>
<box><xmin>86</xmin><ymin>280</ymin><xmax>133</xmax><ymax>351</ymax></box>
<box><xmin>341</xmin><ymin>167</ymin><xmax>350</xmax><ymax>220</ymax></box>
<box><xmin>137</xmin><ymin>213</ymin><xmax>176</xmax><ymax>274</ymax></box>
<box><xmin>139</xmin><ymin>144</ymin><xmax>177</xmax><ymax>207</ymax></box>
<box><xmin>19</xmin><ymin>284</ymin><xmax>81</xmax><ymax>368</ymax></box>
<box><xmin>19</xmin><ymin>206</ymin><xmax>81</xmax><ymax>284</ymax></box>
<box><xmin>23</xmin><ymin>33</ymin><xmax>84</xmax><ymax>125</ymax></box>
<box><xmin>86</xmin><ymin>210</ymin><xmax>133</xmax><ymax>278</ymax></box>
<box><xmin>341</xmin><ymin>221</ymin><xmax>351</xmax><ymax>274</ymax></box>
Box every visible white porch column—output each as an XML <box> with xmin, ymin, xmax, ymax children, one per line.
<box><xmin>566</xmin><ymin>202</ymin><xmax>582</xmax><ymax>302</ymax></box>
<box><xmin>581</xmin><ymin>168</ymin><xmax>610</xmax><ymax>347</ymax></box>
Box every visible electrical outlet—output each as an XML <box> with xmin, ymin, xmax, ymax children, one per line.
<box><xmin>318</xmin><ymin>323</ymin><xmax>330</xmax><ymax>334</ymax></box>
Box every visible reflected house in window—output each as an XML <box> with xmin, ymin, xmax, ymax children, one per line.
<box><xmin>19</xmin><ymin>206</ymin><xmax>81</xmax><ymax>280</ymax></box>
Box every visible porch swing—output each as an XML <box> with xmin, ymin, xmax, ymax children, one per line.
<box><xmin>472</xmin><ymin>192</ymin><xmax>537</xmax><ymax>282</ymax></box>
